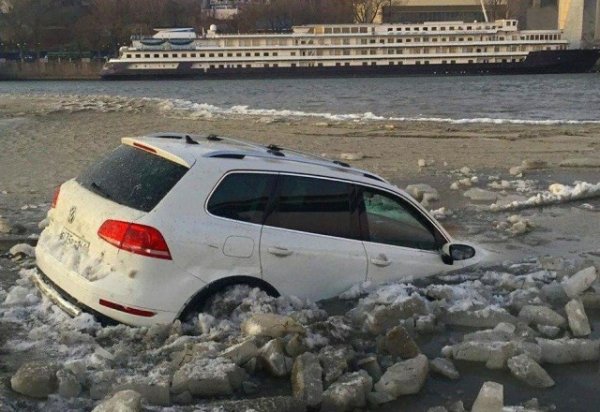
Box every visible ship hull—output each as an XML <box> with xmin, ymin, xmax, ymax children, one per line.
<box><xmin>101</xmin><ymin>49</ymin><xmax>600</xmax><ymax>79</ymax></box>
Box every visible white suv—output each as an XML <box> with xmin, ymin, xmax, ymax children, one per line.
<box><xmin>34</xmin><ymin>133</ymin><xmax>479</xmax><ymax>326</ymax></box>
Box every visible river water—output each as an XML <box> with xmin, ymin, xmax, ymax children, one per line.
<box><xmin>1</xmin><ymin>73</ymin><xmax>600</xmax><ymax>124</ymax></box>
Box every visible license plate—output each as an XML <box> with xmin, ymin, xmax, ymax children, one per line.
<box><xmin>59</xmin><ymin>229</ymin><xmax>90</xmax><ymax>252</ymax></box>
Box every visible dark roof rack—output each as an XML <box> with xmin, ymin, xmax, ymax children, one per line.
<box><xmin>266</xmin><ymin>144</ymin><xmax>285</xmax><ymax>157</ymax></box>
<box><xmin>363</xmin><ymin>173</ymin><xmax>385</xmax><ymax>182</ymax></box>
<box><xmin>206</xmin><ymin>134</ymin><xmax>222</xmax><ymax>141</ymax></box>
<box><xmin>210</xmin><ymin>153</ymin><xmax>245</xmax><ymax>159</ymax></box>
<box><xmin>333</xmin><ymin>160</ymin><xmax>350</xmax><ymax>168</ymax></box>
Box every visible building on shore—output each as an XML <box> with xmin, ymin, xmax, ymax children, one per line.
<box><xmin>528</xmin><ymin>0</ymin><xmax>599</xmax><ymax>47</ymax></box>
<box><xmin>376</xmin><ymin>0</ymin><xmax>507</xmax><ymax>24</ymax></box>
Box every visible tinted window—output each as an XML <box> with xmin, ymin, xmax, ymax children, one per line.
<box><xmin>265</xmin><ymin>175</ymin><xmax>355</xmax><ymax>238</ymax></box>
<box><xmin>77</xmin><ymin>145</ymin><xmax>188</xmax><ymax>212</ymax></box>
<box><xmin>207</xmin><ymin>173</ymin><xmax>276</xmax><ymax>224</ymax></box>
<box><xmin>361</xmin><ymin>189</ymin><xmax>438</xmax><ymax>250</ymax></box>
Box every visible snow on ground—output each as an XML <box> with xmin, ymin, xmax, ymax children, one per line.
<box><xmin>490</xmin><ymin>181</ymin><xmax>600</xmax><ymax>212</ymax></box>
<box><xmin>2</xmin><ymin>249</ymin><xmax>596</xmax><ymax>411</ymax></box>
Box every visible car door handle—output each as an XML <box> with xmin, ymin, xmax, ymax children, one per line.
<box><xmin>370</xmin><ymin>254</ymin><xmax>391</xmax><ymax>267</ymax></box>
<box><xmin>267</xmin><ymin>247</ymin><xmax>293</xmax><ymax>257</ymax></box>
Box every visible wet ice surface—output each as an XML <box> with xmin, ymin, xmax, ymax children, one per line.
<box><xmin>1</xmin><ymin>170</ymin><xmax>600</xmax><ymax>411</ymax></box>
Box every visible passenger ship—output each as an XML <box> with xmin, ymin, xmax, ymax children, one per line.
<box><xmin>101</xmin><ymin>20</ymin><xmax>600</xmax><ymax>79</ymax></box>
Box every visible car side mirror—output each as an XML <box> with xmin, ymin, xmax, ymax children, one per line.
<box><xmin>441</xmin><ymin>243</ymin><xmax>476</xmax><ymax>265</ymax></box>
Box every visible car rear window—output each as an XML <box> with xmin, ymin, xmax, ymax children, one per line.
<box><xmin>77</xmin><ymin>145</ymin><xmax>188</xmax><ymax>212</ymax></box>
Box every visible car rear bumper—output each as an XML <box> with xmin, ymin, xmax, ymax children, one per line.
<box><xmin>35</xmin><ymin>247</ymin><xmax>178</xmax><ymax>326</ymax></box>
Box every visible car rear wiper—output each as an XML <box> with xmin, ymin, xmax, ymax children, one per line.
<box><xmin>91</xmin><ymin>181</ymin><xmax>111</xmax><ymax>199</ymax></box>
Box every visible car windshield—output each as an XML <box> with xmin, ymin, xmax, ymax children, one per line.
<box><xmin>77</xmin><ymin>145</ymin><xmax>188</xmax><ymax>212</ymax></box>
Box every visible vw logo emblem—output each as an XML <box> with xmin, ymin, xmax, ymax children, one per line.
<box><xmin>67</xmin><ymin>206</ymin><xmax>77</xmax><ymax>224</ymax></box>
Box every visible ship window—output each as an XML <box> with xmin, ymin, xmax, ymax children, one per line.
<box><xmin>423</xmin><ymin>27</ymin><xmax>428</xmax><ymax>31</ymax></box>
<box><xmin>210</xmin><ymin>65</ymin><xmax>215</xmax><ymax>68</ymax></box>
<box><xmin>154</xmin><ymin>54</ymin><xmax>159</xmax><ymax>58</ymax></box>
<box><xmin>236</xmin><ymin>53</ymin><xmax>241</xmax><ymax>56</ymax></box>
<box><xmin>459</xmin><ymin>37</ymin><xmax>464</xmax><ymax>41</ymax></box>
<box><xmin>441</xmin><ymin>27</ymin><xmax>445</xmax><ymax>31</ymax></box>
<box><xmin>351</xmin><ymin>27</ymin><xmax>358</xmax><ymax>33</ymax></box>
<box><xmin>218</xmin><ymin>53</ymin><xmax>223</xmax><ymax>57</ymax></box>
<box><xmin>388</xmin><ymin>28</ymin><xmax>393</xmax><ymax>32</ymax></box>
<box><xmin>245</xmin><ymin>52</ymin><xmax>250</xmax><ymax>56</ymax></box>
<box><xmin>135</xmin><ymin>54</ymin><xmax>141</xmax><ymax>58</ymax></box>
<box><xmin>451</xmin><ymin>60</ymin><xmax>456</xmax><ymax>64</ymax></box>
<box><xmin>406</xmin><ymin>27</ymin><xmax>411</xmax><ymax>31</ymax></box>
<box><xmin>200</xmin><ymin>53</ymin><xmax>205</xmax><ymax>57</ymax></box>
<box><xmin>342</xmin><ymin>28</ymin><xmax>349</xmax><ymax>33</ymax></box>
<box><xmin>334</xmin><ymin>28</ymin><xmax>341</xmax><ymax>34</ymax></box>
<box><xmin>360</xmin><ymin>27</ymin><xmax>368</xmax><ymax>33</ymax></box>
<box><xmin>406</xmin><ymin>39</ymin><xmax>411</xmax><ymax>43</ymax></box>
<box><xmin>273</xmin><ymin>52</ymin><xmax>278</xmax><ymax>56</ymax></box>
<box><xmin>468</xmin><ymin>37</ymin><xmax>473</xmax><ymax>41</ymax></box>
<box><xmin>255</xmin><ymin>52</ymin><xmax>260</xmax><ymax>56</ymax></box>
<box><xmin>432</xmin><ymin>27</ymin><xmax>437</xmax><ymax>31</ymax></box>
<box><xmin>449</xmin><ymin>26</ymin><xmax>454</xmax><ymax>30</ymax></box>
<box><xmin>468</xmin><ymin>59</ymin><xmax>473</xmax><ymax>63</ymax></box>
<box><xmin>144</xmin><ymin>54</ymin><xmax>150</xmax><ymax>58</ymax></box>
<box><xmin>397</xmin><ymin>39</ymin><xmax>402</xmax><ymax>43</ymax></box>
<box><xmin>291</xmin><ymin>63</ymin><xmax>296</xmax><ymax>67</ymax></box>
<box><xmin>291</xmin><ymin>52</ymin><xmax>296</xmax><ymax>56</ymax></box>
<box><xmin>191</xmin><ymin>53</ymin><xmax>196</xmax><ymax>57</ymax></box>
<box><xmin>209</xmin><ymin>53</ymin><xmax>214</xmax><ymax>57</ymax></box>
<box><xmin>264</xmin><ymin>52</ymin><xmax>268</xmax><ymax>56</ymax></box>
<box><xmin>219</xmin><ymin>64</ymin><xmax>224</xmax><ymax>68</ymax></box>
<box><xmin>227</xmin><ymin>53</ymin><xmax>232</xmax><ymax>57</ymax></box>
<box><xmin>416</xmin><ymin>61</ymin><xmax>421</xmax><ymax>65</ymax></box>
<box><xmin>345</xmin><ymin>62</ymin><xmax>350</xmax><ymax>66</ymax></box>
<box><xmin>370</xmin><ymin>39</ymin><xmax>376</xmax><ymax>44</ymax></box>
<box><xmin>182</xmin><ymin>53</ymin><xmax>187</xmax><ymax>58</ymax></box>
<box><xmin>126</xmin><ymin>54</ymin><xmax>132</xmax><ymax>58</ymax></box>
<box><xmin>246</xmin><ymin>64</ymin><xmax>251</xmax><ymax>68</ymax></box>
<box><xmin>325</xmin><ymin>28</ymin><xmax>332</xmax><ymax>34</ymax></box>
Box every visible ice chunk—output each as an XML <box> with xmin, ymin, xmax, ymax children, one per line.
<box><xmin>507</xmin><ymin>354</ymin><xmax>555</xmax><ymax>388</ymax></box>
<box><xmin>374</xmin><ymin>354</ymin><xmax>428</xmax><ymax>398</ymax></box>
<box><xmin>291</xmin><ymin>352</ymin><xmax>323</xmax><ymax>407</ymax></box>
<box><xmin>562</xmin><ymin>267</ymin><xmax>597</xmax><ymax>298</ymax></box>
<box><xmin>565</xmin><ymin>299</ymin><xmax>591</xmax><ymax>337</ymax></box>
<box><xmin>471</xmin><ymin>381</ymin><xmax>503</xmax><ymax>412</ymax></box>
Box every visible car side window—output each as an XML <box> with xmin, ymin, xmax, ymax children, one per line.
<box><xmin>207</xmin><ymin>173</ymin><xmax>276</xmax><ymax>224</ymax></box>
<box><xmin>264</xmin><ymin>175</ymin><xmax>357</xmax><ymax>239</ymax></box>
<box><xmin>360</xmin><ymin>188</ymin><xmax>439</xmax><ymax>250</ymax></box>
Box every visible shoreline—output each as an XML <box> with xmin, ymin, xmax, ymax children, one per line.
<box><xmin>1</xmin><ymin>93</ymin><xmax>599</xmax><ymax>204</ymax></box>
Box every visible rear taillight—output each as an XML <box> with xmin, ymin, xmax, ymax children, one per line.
<box><xmin>98</xmin><ymin>219</ymin><xmax>172</xmax><ymax>260</ymax></box>
<box><xmin>51</xmin><ymin>185</ymin><xmax>61</xmax><ymax>208</ymax></box>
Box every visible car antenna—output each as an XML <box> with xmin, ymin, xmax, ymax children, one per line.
<box><xmin>185</xmin><ymin>135</ymin><xmax>199</xmax><ymax>145</ymax></box>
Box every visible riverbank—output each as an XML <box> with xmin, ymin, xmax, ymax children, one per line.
<box><xmin>0</xmin><ymin>61</ymin><xmax>103</xmax><ymax>80</ymax></box>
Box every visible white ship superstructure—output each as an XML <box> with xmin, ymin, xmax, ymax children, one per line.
<box><xmin>101</xmin><ymin>20</ymin><xmax>600</xmax><ymax>78</ymax></box>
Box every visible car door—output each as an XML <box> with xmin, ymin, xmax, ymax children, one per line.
<box><xmin>358</xmin><ymin>185</ymin><xmax>453</xmax><ymax>284</ymax></box>
<box><xmin>199</xmin><ymin>172</ymin><xmax>277</xmax><ymax>282</ymax></box>
<box><xmin>260</xmin><ymin>174</ymin><xmax>368</xmax><ymax>301</ymax></box>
